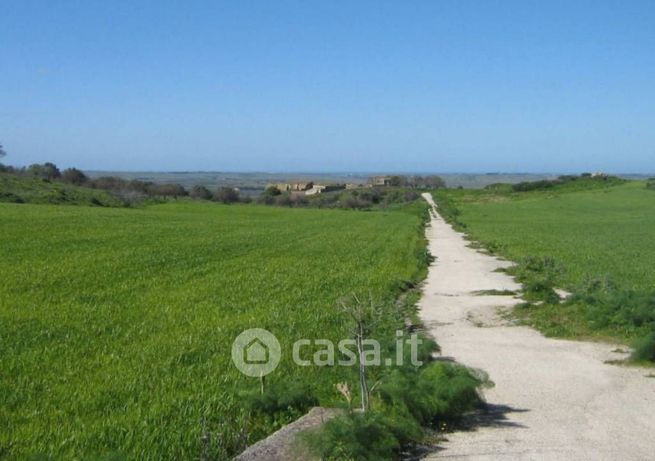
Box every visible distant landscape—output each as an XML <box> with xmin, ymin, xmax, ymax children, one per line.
<box><xmin>83</xmin><ymin>170</ymin><xmax>655</xmax><ymax>192</ymax></box>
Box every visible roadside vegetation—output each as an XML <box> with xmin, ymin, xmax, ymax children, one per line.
<box><xmin>434</xmin><ymin>176</ymin><xmax>655</xmax><ymax>364</ymax></box>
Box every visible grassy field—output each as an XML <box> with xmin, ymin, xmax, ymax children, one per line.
<box><xmin>0</xmin><ymin>173</ymin><xmax>123</xmax><ymax>207</ymax></box>
<box><xmin>438</xmin><ymin>181</ymin><xmax>655</xmax><ymax>290</ymax></box>
<box><xmin>0</xmin><ymin>200</ymin><xmax>428</xmax><ymax>459</ymax></box>
<box><xmin>435</xmin><ymin>180</ymin><xmax>655</xmax><ymax>347</ymax></box>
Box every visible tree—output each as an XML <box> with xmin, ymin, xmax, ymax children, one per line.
<box><xmin>62</xmin><ymin>168</ymin><xmax>89</xmax><ymax>185</ymax></box>
<box><xmin>388</xmin><ymin>175</ymin><xmax>406</xmax><ymax>187</ymax></box>
<box><xmin>27</xmin><ymin>162</ymin><xmax>61</xmax><ymax>180</ymax></box>
<box><xmin>339</xmin><ymin>294</ymin><xmax>385</xmax><ymax>413</ymax></box>
<box><xmin>213</xmin><ymin>186</ymin><xmax>240</xmax><ymax>204</ymax></box>
<box><xmin>424</xmin><ymin>175</ymin><xmax>446</xmax><ymax>189</ymax></box>
<box><xmin>190</xmin><ymin>185</ymin><xmax>212</xmax><ymax>200</ymax></box>
<box><xmin>263</xmin><ymin>185</ymin><xmax>281</xmax><ymax>197</ymax></box>
<box><xmin>146</xmin><ymin>183</ymin><xmax>188</xmax><ymax>197</ymax></box>
<box><xmin>0</xmin><ymin>144</ymin><xmax>6</xmax><ymax>158</ymax></box>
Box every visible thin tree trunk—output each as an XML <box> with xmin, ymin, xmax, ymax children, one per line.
<box><xmin>356</xmin><ymin>321</ymin><xmax>369</xmax><ymax>412</ymax></box>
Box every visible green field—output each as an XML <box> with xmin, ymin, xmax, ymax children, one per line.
<box><xmin>438</xmin><ymin>181</ymin><xmax>655</xmax><ymax>290</ymax></box>
<box><xmin>0</xmin><ymin>200</ymin><xmax>428</xmax><ymax>459</ymax></box>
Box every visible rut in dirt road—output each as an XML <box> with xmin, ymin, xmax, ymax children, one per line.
<box><xmin>419</xmin><ymin>193</ymin><xmax>655</xmax><ymax>461</ymax></box>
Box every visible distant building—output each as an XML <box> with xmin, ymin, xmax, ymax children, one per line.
<box><xmin>267</xmin><ymin>181</ymin><xmax>314</xmax><ymax>193</ymax></box>
<box><xmin>371</xmin><ymin>176</ymin><xmax>392</xmax><ymax>186</ymax></box>
<box><xmin>291</xmin><ymin>182</ymin><xmax>313</xmax><ymax>191</ymax></box>
<box><xmin>305</xmin><ymin>185</ymin><xmax>327</xmax><ymax>195</ymax></box>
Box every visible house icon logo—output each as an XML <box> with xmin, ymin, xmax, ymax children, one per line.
<box><xmin>244</xmin><ymin>337</ymin><xmax>270</xmax><ymax>364</ymax></box>
<box><xmin>231</xmin><ymin>328</ymin><xmax>281</xmax><ymax>377</ymax></box>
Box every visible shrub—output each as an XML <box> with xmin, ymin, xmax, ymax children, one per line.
<box><xmin>303</xmin><ymin>361</ymin><xmax>486</xmax><ymax>460</ymax></box>
<box><xmin>512</xmin><ymin>179</ymin><xmax>557</xmax><ymax>192</ymax></box>
<box><xmin>61</xmin><ymin>168</ymin><xmax>89</xmax><ymax>186</ymax></box>
<box><xmin>0</xmin><ymin>191</ymin><xmax>24</xmax><ymax>203</ymax></box>
<box><xmin>189</xmin><ymin>185</ymin><xmax>212</xmax><ymax>200</ymax></box>
<box><xmin>342</xmin><ymin>196</ymin><xmax>372</xmax><ymax>209</ymax></box>
<box><xmin>512</xmin><ymin>256</ymin><xmax>561</xmax><ymax>303</ymax></box>
<box><xmin>290</xmin><ymin>194</ymin><xmax>308</xmax><ymax>207</ymax></box>
<box><xmin>568</xmin><ymin>279</ymin><xmax>655</xmax><ymax>333</ymax></box>
<box><xmin>213</xmin><ymin>186</ymin><xmax>240</xmax><ymax>204</ymax></box>
<box><xmin>27</xmin><ymin>162</ymin><xmax>61</xmax><ymax>180</ymax></box>
<box><xmin>511</xmin><ymin>174</ymin><xmax>626</xmax><ymax>192</ymax></box>
<box><xmin>303</xmin><ymin>411</ymin><xmax>401</xmax><ymax>461</ymax></box>
<box><xmin>274</xmin><ymin>193</ymin><xmax>293</xmax><ymax>207</ymax></box>
<box><xmin>263</xmin><ymin>186</ymin><xmax>281</xmax><ymax>197</ymax></box>
<box><xmin>146</xmin><ymin>183</ymin><xmax>187</xmax><ymax>198</ymax></box>
<box><xmin>378</xmin><ymin>362</ymin><xmax>485</xmax><ymax>427</ymax></box>
<box><xmin>631</xmin><ymin>332</ymin><xmax>655</xmax><ymax>362</ymax></box>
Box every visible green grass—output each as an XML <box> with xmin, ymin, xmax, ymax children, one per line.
<box><xmin>435</xmin><ymin>181</ymin><xmax>655</xmax><ymax>346</ymax></box>
<box><xmin>437</xmin><ymin>181</ymin><xmax>655</xmax><ymax>291</ymax></box>
<box><xmin>0</xmin><ymin>173</ymin><xmax>123</xmax><ymax>207</ymax></box>
<box><xmin>0</xmin><ymin>200</ymin><xmax>429</xmax><ymax>460</ymax></box>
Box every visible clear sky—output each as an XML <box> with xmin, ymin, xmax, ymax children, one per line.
<box><xmin>1</xmin><ymin>1</ymin><xmax>654</xmax><ymax>173</ymax></box>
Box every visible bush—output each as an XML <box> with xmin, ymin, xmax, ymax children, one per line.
<box><xmin>274</xmin><ymin>193</ymin><xmax>293</xmax><ymax>207</ymax></box>
<box><xmin>146</xmin><ymin>183</ymin><xmax>187</xmax><ymax>198</ymax></box>
<box><xmin>213</xmin><ymin>186</ymin><xmax>240</xmax><ymax>204</ymax></box>
<box><xmin>512</xmin><ymin>256</ymin><xmax>561</xmax><ymax>303</ymax></box>
<box><xmin>263</xmin><ymin>185</ymin><xmax>281</xmax><ymax>197</ymax></box>
<box><xmin>568</xmin><ymin>279</ymin><xmax>655</xmax><ymax>333</ymax></box>
<box><xmin>303</xmin><ymin>361</ymin><xmax>486</xmax><ymax>460</ymax></box>
<box><xmin>61</xmin><ymin>168</ymin><xmax>89</xmax><ymax>186</ymax></box>
<box><xmin>512</xmin><ymin>179</ymin><xmax>557</xmax><ymax>192</ymax></box>
<box><xmin>27</xmin><ymin>162</ymin><xmax>61</xmax><ymax>180</ymax></box>
<box><xmin>511</xmin><ymin>174</ymin><xmax>626</xmax><ymax>192</ymax></box>
<box><xmin>0</xmin><ymin>191</ymin><xmax>24</xmax><ymax>203</ymax></box>
<box><xmin>303</xmin><ymin>411</ymin><xmax>401</xmax><ymax>461</ymax></box>
<box><xmin>631</xmin><ymin>332</ymin><xmax>655</xmax><ymax>362</ymax></box>
<box><xmin>342</xmin><ymin>196</ymin><xmax>372</xmax><ymax>209</ymax></box>
<box><xmin>378</xmin><ymin>362</ymin><xmax>485</xmax><ymax>427</ymax></box>
<box><xmin>189</xmin><ymin>185</ymin><xmax>212</xmax><ymax>200</ymax></box>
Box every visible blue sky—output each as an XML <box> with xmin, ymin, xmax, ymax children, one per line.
<box><xmin>1</xmin><ymin>1</ymin><xmax>654</xmax><ymax>173</ymax></box>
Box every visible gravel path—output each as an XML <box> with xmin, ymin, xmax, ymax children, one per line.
<box><xmin>419</xmin><ymin>193</ymin><xmax>655</xmax><ymax>460</ymax></box>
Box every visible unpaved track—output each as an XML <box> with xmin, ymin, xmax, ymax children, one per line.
<box><xmin>419</xmin><ymin>193</ymin><xmax>655</xmax><ymax>460</ymax></box>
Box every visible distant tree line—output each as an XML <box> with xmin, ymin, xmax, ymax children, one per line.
<box><xmin>510</xmin><ymin>173</ymin><xmax>624</xmax><ymax>192</ymax></box>
<box><xmin>258</xmin><ymin>184</ymin><xmax>423</xmax><ymax>210</ymax></box>
<box><xmin>0</xmin><ymin>159</ymin><xmax>253</xmax><ymax>205</ymax></box>
<box><xmin>0</xmin><ymin>144</ymin><xmax>443</xmax><ymax>208</ymax></box>
<box><xmin>385</xmin><ymin>175</ymin><xmax>446</xmax><ymax>189</ymax></box>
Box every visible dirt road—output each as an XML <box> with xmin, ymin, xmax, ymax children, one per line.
<box><xmin>419</xmin><ymin>193</ymin><xmax>655</xmax><ymax>460</ymax></box>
